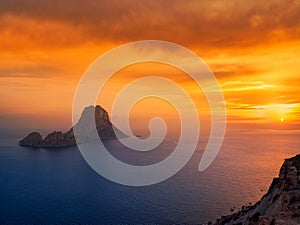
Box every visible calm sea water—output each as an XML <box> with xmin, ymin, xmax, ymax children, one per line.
<box><xmin>0</xmin><ymin>132</ymin><xmax>299</xmax><ymax>224</ymax></box>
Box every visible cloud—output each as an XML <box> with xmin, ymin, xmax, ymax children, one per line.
<box><xmin>0</xmin><ymin>65</ymin><xmax>63</xmax><ymax>78</ymax></box>
<box><xmin>221</xmin><ymin>80</ymin><xmax>276</xmax><ymax>92</ymax></box>
<box><xmin>226</xmin><ymin>99</ymin><xmax>300</xmax><ymax>121</ymax></box>
<box><xmin>0</xmin><ymin>0</ymin><xmax>300</xmax><ymax>127</ymax></box>
<box><xmin>211</xmin><ymin>63</ymin><xmax>263</xmax><ymax>79</ymax></box>
<box><xmin>0</xmin><ymin>0</ymin><xmax>299</xmax><ymax>50</ymax></box>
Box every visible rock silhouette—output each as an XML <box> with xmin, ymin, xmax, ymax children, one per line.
<box><xmin>19</xmin><ymin>105</ymin><xmax>124</xmax><ymax>148</ymax></box>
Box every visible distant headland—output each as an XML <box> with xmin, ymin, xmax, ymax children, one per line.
<box><xmin>19</xmin><ymin>105</ymin><xmax>124</xmax><ymax>148</ymax></box>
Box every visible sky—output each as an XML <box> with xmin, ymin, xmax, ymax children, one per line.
<box><xmin>0</xmin><ymin>0</ymin><xmax>300</xmax><ymax>138</ymax></box>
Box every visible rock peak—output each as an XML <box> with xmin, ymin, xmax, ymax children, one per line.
<box><xmin>19</xmin><ymin>105</ymin><xmax>123</xmax><ymax>148</ymax></box>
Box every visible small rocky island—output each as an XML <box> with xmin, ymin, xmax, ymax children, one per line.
<box><xmin>19</xmin><ymin>105</ymin><xmax>124</xmax><ymax>148</ymax></box>
<box><xmin>213</xmin><ymin>154</ymin><xmax>300</xmax><ymax>225</ymax></box>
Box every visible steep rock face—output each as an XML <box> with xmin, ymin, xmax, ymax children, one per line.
<box><xmin>19</xmin><ymin>132</ymin><xmax>43</xmax><ymax>147</ymax></box>
<box><xmin>72</xmin><ymin>105</ymin><xmax>119</xmax><ymax>143</ymax></box>
<box><xmin>213</xmin><ymin>154</ymin><xmax>300</xmax><ymax>225</ymax></box>
<box><xmin>19</xmin><ymin>105</ymin><xmax>123</xmax><ymax>148</ymax></box>
<box><xmin>42</xmin><ymin>130</ymin><xmax>76</xmax><ymax>147</ymax></box>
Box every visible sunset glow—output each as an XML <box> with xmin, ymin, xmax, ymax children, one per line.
<box><xmin>0</xmin><ymin>0</ymin><xmax>299</xmax><ymax>132</ymax></box>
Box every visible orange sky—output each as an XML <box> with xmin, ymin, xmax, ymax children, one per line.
<box><xmin>0</xmin><ymin>0</ymin><xmax>300</xmax><ymax>133</ymax></box>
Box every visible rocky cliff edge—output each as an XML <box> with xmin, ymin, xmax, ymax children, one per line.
<box><xmin>213</xmin><ymin>154</ymin><xmax>300</xmax><ymax>225</ymax></box>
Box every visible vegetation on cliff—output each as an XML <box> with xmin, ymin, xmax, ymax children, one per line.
<box><xmin>213</xmin><ymin>154</ymin><xmax>300</xmax><ymax>225</ymax></box>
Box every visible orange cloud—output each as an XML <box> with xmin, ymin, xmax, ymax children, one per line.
<box><xmin>0</xmin><ymin>0</ymin><xmax>300</xmax><ymax>132</ymax></box>
<box><xmin>1</xmin><ymin>0</ymin><xmax>300</xmax><ymax>50</ymax></box>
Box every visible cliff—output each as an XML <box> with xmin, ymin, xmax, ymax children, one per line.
<box><xmin>19</xmin><ymin>105</ymin><xmax>124</xmax><ymax>148</ymax></box>
<box><xmin>213</xmin><ymin>154</ymin><xmax>300</xmax><ymax>225</ymax></box>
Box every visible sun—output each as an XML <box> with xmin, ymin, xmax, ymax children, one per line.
<box><xmin>280</xmin><ymin>118</ymin><xmax>285</xmax><ymax>122</ymax></box>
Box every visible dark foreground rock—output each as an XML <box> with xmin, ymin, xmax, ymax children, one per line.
<box><xmin>213</xmin><ymin>154</ymin><xmax>300</xmax><ymax>225</ymax></box>
<box><xmin>19</xmin><ymin>105</ymin><xmax>125</xmax><ymax>148</ymax></box>
<box><xmin>19</xmin><ymin>132</ymin><xmax>43</xmax><ymax>147</ymax></box>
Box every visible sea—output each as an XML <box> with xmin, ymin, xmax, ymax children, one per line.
<box><xmin>0</xmin><ymin>131</ymin><xmax>299</xmax><ymax>224</ymax></box>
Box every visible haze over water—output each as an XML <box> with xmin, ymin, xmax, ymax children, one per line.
<box><xmin>1</xmin><ymin>130</ymin><xmax>299</xmax><ymax>224</ymax></box>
